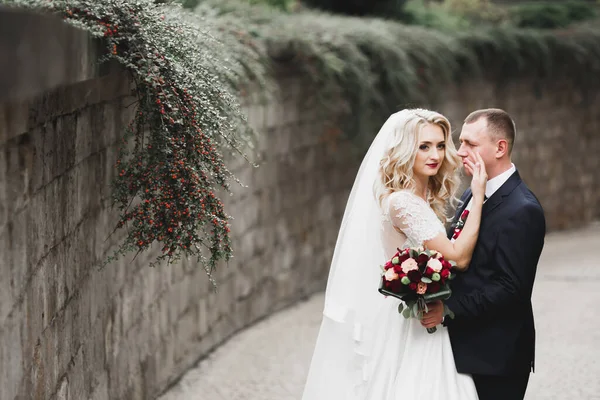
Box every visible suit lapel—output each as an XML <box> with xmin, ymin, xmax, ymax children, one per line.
<box><xmin>482</xmin><ymin>171</ymin><xmax>522</xmax><ymax>218</ymax></box>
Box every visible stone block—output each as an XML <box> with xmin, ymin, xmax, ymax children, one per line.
<box><xmin>0</xmin><ymin>99</ymin><xmax>30</xmax><ymax>146</ymax></box>
<box><xmin>0</xmin><ymin>318</ymin><xmax>23</xmax><ymax>400</ymax></box>
<box><xmin>74</xmin><ymin>107</ymin><xmax>94</xmax><ymax>166</ymax></box>
<box><xmin>197</xmin><ymin>296</ymin><xmax>209</xmax><ymax>339</ymax></box>
<box><xmin>66</xmin><ymin>346</ymin><xmax>86</xmax><ymax>400</ymax></box>
<box><xmin>245</xmin><ymin>103</ymin><xmax>266</xmax><ymax>130</ymax></box>
<box><xmin>88</xmin><ymin>374</ymin><xmax>110</xmax><ymax>400</ymax></box>
<box><xmin>173</xmin><ymin>308</ymin><xmax>198</xmax><ymax>364</ymax></box>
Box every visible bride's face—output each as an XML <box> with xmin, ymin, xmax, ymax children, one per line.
<box><xmin>413</xmin><ymin>123</ymin><xmax>446</xmax><ymax>180</ymax></box>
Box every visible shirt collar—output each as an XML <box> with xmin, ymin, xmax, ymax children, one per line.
<box><xmin>485</xmin><ymin>163</ymin><xmax>516</xmax><ymax>199</ymax></box>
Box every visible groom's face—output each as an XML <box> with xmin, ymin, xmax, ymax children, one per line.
<box><xmin>457</xmin><ymin>118</ymin><xmax>496</xmax><ymax>176</ymax></box>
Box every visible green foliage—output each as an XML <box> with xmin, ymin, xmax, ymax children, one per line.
<box><xmin>509</xmin><ymin>1</ymin><xmax>598</xmax><ymax>29</ymax></box>
<box><xmin>301</xmin><ymin>0</ymin><xmax>407</xmax><ymax>17</ymax></box>
<box><xmin>442</xmin><ymin>0</ymin><xmax>508</xmax><ymax>25</ymax></box>
<box><xmin>181</xmin><ymin>0</ymin><xmax>294</xmax><ymax>11</ymax></box>
<box><xmin>247</xmin><ymin>0</ymin><xmax>294</xmax><ymax>11</ymax></box>
<box><xmin>1</xmin><ymin>0</ymin><xmax>267</xmax><ymax>282</ymax></box>
<box><xmin>180</xmin><ymin>0</ymin><xmax>201</xmax><ymax>9</ymax></box>
<box><xmin>205</xmin><ymin>0</ymin><xmax>600</xmax><ymax>146</ymax></box>
<box><xmin>402</xmin><ymin>0</ymin><xmax>470</xmax><ymax>31</ymax></box>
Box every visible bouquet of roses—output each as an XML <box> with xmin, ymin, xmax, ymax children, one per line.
<box><xmin>378</xmin><ymin>247</ymin><xmax>456</xmax><ymax>333</ymax></box>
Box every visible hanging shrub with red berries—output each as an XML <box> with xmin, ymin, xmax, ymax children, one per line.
<box><xmin>6</xmin><ymin>0</ymin><xmax>264</xmax><ymax>283</ymax></box>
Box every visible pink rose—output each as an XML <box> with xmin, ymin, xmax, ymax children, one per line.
<box><xmin>384</xmin><ymin>268</ymin><xmax>399</xmax><ymax>281</ymax></box>
<box><xmin>400</xmin><ymin>258</ymin><xmax>419</xmax><ymax>274</ymax></box>
<box><xmin>417</xmin><ymin>282</ymin><xmax>427</xmax><ymax>295</ymax></box>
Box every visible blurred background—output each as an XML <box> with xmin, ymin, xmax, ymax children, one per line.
<box><xmin>1</xmin><ymin>0</ymin><xmax>599</xmax><ymax>399</ymax></box>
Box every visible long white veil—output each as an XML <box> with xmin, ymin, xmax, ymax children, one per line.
<box><xmin>302</xmin><ymin>111</ymin><xmax>411</xmax><ymax>400</ymax></box>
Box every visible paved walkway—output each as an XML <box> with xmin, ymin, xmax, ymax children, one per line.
<box><xmin>159</xmin><ymin>223</ymin><xmax>600</xmax><ymax>400</ymax></box>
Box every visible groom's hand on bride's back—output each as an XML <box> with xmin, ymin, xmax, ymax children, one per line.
<box><xmin>421</xmin><ymin>301</ymin><xmax>444</xmax><ymax>329</ymax></box>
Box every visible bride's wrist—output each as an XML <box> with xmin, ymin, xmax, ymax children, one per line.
<box><xmin>472</xmin><ymin>194</ymin><xmax>485</xmax><ymax>202</ymax></box>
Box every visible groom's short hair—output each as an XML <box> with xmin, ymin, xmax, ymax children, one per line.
<box><xmin>464</xmin><ymin>108</ymin><xmax>516</xmax><ymax>154</ymax></box>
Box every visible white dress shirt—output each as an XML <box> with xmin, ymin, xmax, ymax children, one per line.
<box><xmin>466</xmin><ymin>163</ymin><xmax>516</xmax><ymax>211</ymax></box>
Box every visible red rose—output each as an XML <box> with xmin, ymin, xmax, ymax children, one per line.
<box><xmin>442</xmin><ymin>260</ymin><xmax>452</xmax><ymax>269</ymax></box>
<box><xmin>393</xmin><ymin>264</ymin><xmax>403</xmax><ymax>274</ymax></box>
<box><xmin>407</xmin><ymin>270</ymin><xmax>421</xmax><ymax>282</ymax></box>
<box><xmin>461</xmin><ymin>210</ymin><xmax>470</xmax><ymax>220</ymax></box>
<box><xmin>391</xmin><ymin>279</ymin><xmax>404</xmax><ymax>292</ymax></box>
<box><xmin>425</xmin><ymin>267</ymin><xmax>435</xmax><ymax>276</ymax></box>
<box><xmin>384</xmin><ymin>261</ymin><xmax>393</xmax><ymax>270</ymax></box>
<box><xmin>427</xmin><ymin>282</ymin><xmax>441</xmax><ymax>293</ymax></box>
<box><xmin>441</xmin><ymin>269</ymin><xmax>450</xmax><ymax>279</ymax></box>
<box><xmin>417</xmin><ymin>253</ymin><xmax>430</xmax><ymax>266</ymax></box>
<box><xmin>409</xmin><ymin>282</ymin><xmax>418</xmax><ymax>291</ymax></box>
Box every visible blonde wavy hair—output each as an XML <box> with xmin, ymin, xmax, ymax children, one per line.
<box><xmin>375</xmin><ymin>109</ymin><xmax>461</xmax><ymax>222</ymax></box>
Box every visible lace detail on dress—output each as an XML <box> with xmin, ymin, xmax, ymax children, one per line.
<box><xmin>386</xmin><ymin>190</ymin><xmax>445</xmax><ymax>247</ymax></box>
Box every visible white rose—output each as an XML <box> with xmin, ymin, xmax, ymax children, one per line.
<box><xmin>400</xmin><ymin>258</ymin><xmax>419</xmax><ymax>274</ymax></box>
<box><xmin>427</xmin><ymin>258</ymin><xmax>443</xmax><ymax>273</ymax></box>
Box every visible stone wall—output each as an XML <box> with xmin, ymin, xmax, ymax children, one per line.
<box><xmin>0</xmin><ymin>10</ymin><xmax>358</xmax><ymax>400</ymax></box>
<box><xmin>430</xmin><ymin>79</ymin><xmax>600</xmax><ymax>230</ymax></box>
<box><xmin>1</xmin><ymin>8</ymin><xmax>599</xmax><ymax>400</ymax></box>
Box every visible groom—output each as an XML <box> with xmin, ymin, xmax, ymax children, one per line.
<box><xmin>422</xmin><ymin>109</ymin><xmax>546</xmax><ymax>400</ymax></box>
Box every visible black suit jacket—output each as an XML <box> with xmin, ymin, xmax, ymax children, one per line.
<box><xmin>444</xmin><ymin>171</ymin><xmax>546</xmax><ymax>377</ymax></box>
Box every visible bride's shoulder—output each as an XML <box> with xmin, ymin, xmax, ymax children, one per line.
<box><xmin>386</xmin><ymin>190</ymin><xmax>426</xmax><ymax>211</ymax></box>
<box><xmin>387</xmin><ymin>189</ymin><xmax>422</xmax><ymax>203</ymax></box>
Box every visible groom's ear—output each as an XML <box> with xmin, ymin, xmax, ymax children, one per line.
<box><xmin>496</xmin><ymin>139</ymin><xmax>509</xmax><ymax>158</ymax></box>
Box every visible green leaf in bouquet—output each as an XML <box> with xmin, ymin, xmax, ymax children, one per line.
<box><xmin>402</xmin><ymin>308</ymin><xmax>412</xmax><ymax>319</ymax></box>
<box><xmin>449</xmin><ymin>260</ymin><xmax>457</xmax><ymax>267</ymax></box>
<box><xmin>449</xmin><ymin>273</ymin><xmax>456</xmax><ymax>280</ymax></box>
<box><xmin>412</xmin><ymin>302</ymin><xmax>421</xmax><ymax>319</ymax></box>
<box><xmin>409</xmin><ymin>249</ymin><xmax>419</xmax><ymax>259</ymax></box>
<box><xmin>421</xmin><ymin>277</ymin><xmax>433</xmax><ymax>284</ymax></box>
<box><xmin>397</xmin><ymin>303</ymin><xmax>404</xmax><ymax>314</ymax></box>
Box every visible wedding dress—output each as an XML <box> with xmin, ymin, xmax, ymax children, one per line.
<box><xmin>301</xmin><ymin>111</ymin><xmax>478</xmax><ymax>400</ymax></box>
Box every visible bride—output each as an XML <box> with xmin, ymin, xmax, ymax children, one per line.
<box><xmin>302</xmin><ymin>109</ymin><xmax>487</xmax><ymax>400</ymax></box>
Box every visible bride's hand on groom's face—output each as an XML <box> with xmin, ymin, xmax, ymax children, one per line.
<box><xmin>421</xmin><ymin>301</ymin><xmax>444</xmax><ymax>329</ymax></box>
<box><xmin>466</xmin><ymin>152</ymin><xmax>488</xmax><ymax>200</ymax></box>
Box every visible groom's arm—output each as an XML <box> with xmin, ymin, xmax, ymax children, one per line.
<box><xmin>444</xmin><ymin>203</ymin><xmax>545</xmax><ymax>320</ymax></box>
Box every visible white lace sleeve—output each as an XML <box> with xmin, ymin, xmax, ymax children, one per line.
<box><xmin>388</xmin><ymin>191</ymin><xmax>445</xmax><ymax>246</ymax></box>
